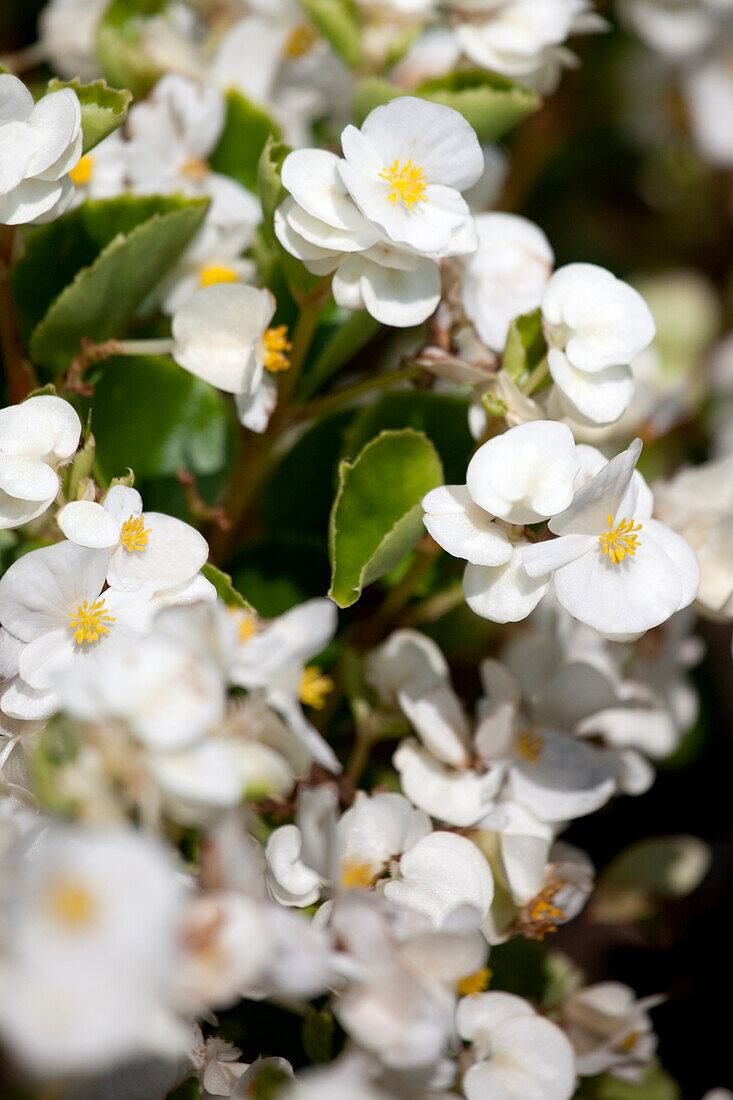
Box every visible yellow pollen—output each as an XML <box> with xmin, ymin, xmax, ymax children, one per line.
<box><xmin>341</xmin><ymin>859</ymin><xmax>375</xmax><ymax>889</ymax></box>
<box><xmin>618</xmin><ymin>1030</ymin><xmax>642</xmax><ymax>1054</ymax></box>
<box><xmin>46</xmin><ymin>879</ymin><xmax>97</xmax><ymax>928</ymax></box>
<box><xmin>518</xmin><ymin>731</ymin><xmax>544</xmax><ymax>764</ymax></box>
<box><xmin>457</xmin><ymin>967</ymin><xmax>493</xmax><ymax>997</ymax></box>
<box><xmin>379</xmin><ymin>158</ymin><xmax>428</xmax><ymax>210</ymax></box>
<box><xmin>599</xmin><ymin>514</ymin><xmax>642</xmax><ymax>564</ymax></box>
<box><xmin>262</xmin><ymin>325</ymin><xmax>292</xmax><ymax>373</ymax></box>
<box><xmin>283</xmin><ymin>22</ymin><xmax>318</xmax><ymax>59</ymax></box>
<box><xmin>69</xmin><ymin>154</ymin><xmax>93</xmax><ymax>186</ymax></box>
<box><xmin>69</xmin><ymin>599</ymin><xmax>115</xmax><ymax>645</ymax></box>
<box><xmin>199</xmin><ymin>264</ymin><xmax>238</xmax><ymax>288</ymax></box>
<box><xmin>181</xmin><ymin>156</ymin><xmax>209</xmax><ymax>182</ymax></box>
<box><xmin>238</xmin><ymin>612</ymin><xmax>258</xmax><ymax>643</ymax></box>
<box><xmin>120</xmin><ymin>514</ymin><xmax>150</xmax><ymax>553</ymax></box>
<box><xmin>299</xmin><ymin>666</ymin><xmax>334</xmax><ymax>709</ymax></box>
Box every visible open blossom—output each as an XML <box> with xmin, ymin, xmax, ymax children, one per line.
<box><xmin>523</xmin><ymin>439</ymin><xmax>700</xmax><ymax>638</ymax></box>
<box><xmin>456</xmin><ymin>991</ymin><xmax>576</xmax><ymax>1100</ymax></box>
<box><xmin>542</xmin><ymin>264</ymin><xmax>656</xmax><ymax>425</ymax></box>
<box><xmin>462</xmin><ymin>213</ymin><xmax>554</xmax><ymax>352</ymax></box>
<box><xmin>423</xmin><ymin>420</ymin><xmax>579</xmax><ymax>623</ymax></box>
<box><xmin>0</xmin><ymin>395</ymin><xmax>80</xmax><ymax>530</ymax></box>
<box><xmin>0</xmin><ymin>74</ymin><xmax>82</xmax><ymax>225</ymax></box>
<box><xmin>276</xmin><ymin>96</ymin><xmax>483</xmax><ymax>326</ymax></box>
<box><xmin>562</xmin><ymin>982</ymin><xmax>662</xmax><ymax>1083</ymax></box>
<box><xmin>171</xmin><ymin>282</ymin><xmax>290</xmax><ymax>432</ymax></box>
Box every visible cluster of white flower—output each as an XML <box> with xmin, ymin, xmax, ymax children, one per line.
<box><xmin>0</xmin><ymin>0</ymin><xmax>728</xmax><ymax>1096</ymax></box>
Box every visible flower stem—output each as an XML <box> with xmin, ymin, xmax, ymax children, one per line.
<box><xmin>115</xmin><ymin>338</ymin><xmax>175</xmax><ymax>357</ymax></box>
<box><xmin>522</xmin><ymin>355</ymin><xmax>550</xmax><ymax>395</ymax></box>
<box><xmin>0</xmin><ymin>227</ymin><xmax>38</xmax><ymax>403</ymax></box>
<box><xmin>293</xmin><ymin>365</ymin><xmax>420</xmax><ymax>422</ymax></box>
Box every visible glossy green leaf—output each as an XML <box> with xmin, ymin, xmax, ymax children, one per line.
<box><xmin>47</xmin><ymin>78</ymin><xmax>132</xmax><ymax>155</ymax></box>
<box><xmin>502</xmin><ymin>307</ymin><xmax>546</xmax><ymax>383</ymax></box>
<box><xmin>353</xmin><ymin>71</ymin><xmax>540</xmax><ymax>142</ymax></box>
<box><xmin>91</xmin><ymin>355</ymin><xmax>234</xmax><ymax>482</ymax></box>
<box><xmin>329</xmin><ymin>428</ymin><xmax>443</xmax><ymax>608</ymax></box>
<box><xmin>201</xmin><ymin>564</ymin><xmax>254</xmax><ymax>611</ymax></box>
<box><xmin>298</xmin><ymin>0</ymin><xmax>362</xmax><ymax>68</ymax></box>
<box><xmin>29</xmin><ymin>199</ymin><xmax>208</xmax><ymax>370</ymax></box>
<box><xmin>302</xmin><ymin>1008</ymin><xmax>336</xmax><ymax>1064</ymax></box>
<box><xmin>95</xmin><ymin>0</ymin><xmax>163</xmax><ymax>99</ymax></box>
<box><xmin>209</xmin><ymin>89</ymin><xmax>280</xmax><ymax>192</ymax></box>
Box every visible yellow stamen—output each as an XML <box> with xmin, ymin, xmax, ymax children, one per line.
<box><xmin>69</xmin><ymin>599</ymin><xmax>115</xmax><ymax>645</ymax></box>
<box><xmin>199</xmin><ymin>264</ymin><xmax>238</xmax><ymax>288</ymax></box>
<box><xmin>283</xmin><ymin>22</ymin><xmax>318</xmax><ymax>59</ymax></box>
<box><xmin>238</xmin><ymin>612</ymin><xmax>258</xmax><ymax>644</ymax></box>
<box><xmin>120</xmin><ymin>514</ymin><xmax>150</xmax><ymax>553</ymax></box>
<box><xmin>262</xmin><ymin>325</ymin><xmax>292</xmax><ymax>373</ymax></box>
<box><xmin>181</xmin><ymin>156</ymin><xmax>209</xmax><ymax>182</ymax></box>
<box><xmin>599</xmin><ymin>514</ymin><xmax>642</xmax><ymax>564</ymax></box>
<box><xmin>457</xmin><ymin>966</ymin><xmax>493</xmax><ymax>997</ymax></box>
<box><xmin>618</xmin><ymin>1030</ymin><xmax>642</xmax><ymax>1054</ymax></box>
<box><xmin>518</xmin><ymin>731</ymin><xmax>543</xmax><ymax>764</ymax></box>
<box><xmin>46</xmin><ymin>880</ymin><xmax>96</xmax><ymax>928</ymax></box>
<box><xmin>69</xmin><ymin>154</ymin><xmax>93</xmax><ymax>186</ymax></box>
<box><xmin>299</xmin><ymin>666</ymin><xmax>334</xmax><ymax>709</ymax></box>
<box><xmin>379</xmin><ymin>158</ymin><xmax>428</xmax><ymax>210</ymax></box>
<box><xmin>341</xmin><ymin>859</ymin><xmax>376</xmax><ymax>889</ymax></box>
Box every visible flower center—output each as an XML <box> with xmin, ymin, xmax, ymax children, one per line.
<box><xmin>379</xmin><ymin>158</ymin><xmax>428</xmax><ymax>210</ymax></box>
<box><xmin>340</xmin><ymin>859</ymin><xmax>376</xmax><ymax>889</ymax></box>
<box><xmin>69</xmin><ymin>598</ymin><xmax>115</xmax><ymax>645</ymax></box>
<box><xmin>457</xmin><ymin>966</ymin><xmax>492</xmax><ymax>997</ymax></box>
<box><xmin>69</xmin><ymin>154</ymin><xmax>93</xmax><ymax>186</ymax></box>
<box><xmin>299</xmin><ymin>666</ymin><xmax>334</xmax><ymax>709</ymax></box>
<box><xmin>283</xmin><ymin>22</ymin><xmax>318</xmax><ymax>59</ymax></box>
<box><xmin>599</xmin><ymin>514</ymin><xmax>642</xmax><ymax>564</ymax></box>
<box><xmin>46</xmin><ymin>879</ymin><xmax>97</xmax><ymax>928</ymax></box>
<box><xmin>120</xmin><ymin>514</ymin><xmax>150</xmax><ymax>553</ymax></box>
<box><xmin>518</xmin><ymin>730</ymin><xmax>543</xmax><ymax>764</ymax></box>
<box><xmin>238</xmin><ymin>611</ymin><xmax>258</xmax><ymax>643</ymax></box>
<box><xmin>262</xmin><ymin>326</ymin><xmax>292</xmax><ymax>373</ymax></box>
<box><xmin>199</xmin><ymin>264</ymin><xmax>238</xmax><ymax>288</ymax></box>
<box><xmin>181</xmin><ymin>156</ymin><xmax>209</xmax><ymax>182</ymax></box>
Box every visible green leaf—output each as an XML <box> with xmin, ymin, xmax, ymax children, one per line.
<box><xmin>502</xmin><ymin>307</ymin><xmax>546</xmax><ymax>383</ymax></box>
<box><xmin>90</xmin><ymin>355</ymin><xmax>235</xmax><ymax>482</ymax></box>
<box><xmin>575</xmin><ymin>1066</ymin><xmax>681</xmax><ymax>1100</ymax></box>
<box><xmin>329</xmin><ymin>428</ymin><xmax>443</xmax><ymax>608</ymax></box>
<box><xmin>47</xmin><ymin>78</ymin><xmax>132</xmax><ymax>155</ymax></box>
<box><xmin>209</xmin><ymin>89</ymin><xmax>280</xmax><ymax>192</ymax></box>
<box><xmin>343</xmin><ymin>390</ymin><xmax>474</xmax><ymax>485</ymax></box>
<box><xmin>96</xmin><ymin>0</ymin><xmax>164</xmax><ymax>98</ymax></box>
<box><xmin>353</xmin><ymin>71</ymin><xmax>539</xmax><ymax>142</ymax></box>
<box><xmin>298</xmin><ymin>310</ymin><xmax>381</xmax><ymax>400</ymax></box>
<box><xmin>201</xmin><ymin>564</ymin><xmax>253</xmax><ymax>611</ymax></box>
<box><xmin>298</xmin><ymin>0</ymin><xmax>363</xmax><ymax>68</ymax></box>
<box><xmin>591</xmin><ymin>835</ymin><xmax>711</xmax><ymax>924</ymax></box>
<box><xmin>302</xmin><ymin>1008</ymin><xmax>336</xmax><ymax>1064</ymax></box>
<box><xmin>29</xmin><ymin>199</ymin><xmax>208</xmax><ymax>370</ymax></box>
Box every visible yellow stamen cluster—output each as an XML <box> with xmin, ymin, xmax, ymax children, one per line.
<box><xmin>379</xmin><ymin>158</ymin><xmax>428</xmax><ymax>210</ymax></box>
<box><xmin>457</xmin><ymin>967</ymin><xmax>493</xmax><ymax>997</ymax></box>
<box><xmin>299</xmin><ymin>666</ymin><xmax>334</xmax><ymax>710</ymax></box>
<box><xmin>46</xmin><ymin>880</ymin><xmax>96</xmax><ymax>928</ymax></box>
<box><xmin>262</xmin><ymin>326</ymin><xmax>292</xmax><ymax>373</ymax></box>
<box><xmin>69</xmin><ymin>599</ymin><xmax>115</xmax><ymax>645</ymax></box>
<box><xmin>340</xmin><ymin>859</ymin><xmax>376</xmax><ymax>890</ymax></box>
<box><xmin>599</xmin><ymin>514</ymin><xmax>642</xmax><ymax>564</ymax></box>
<box><xmin>521</xmin><ymin>887</ymin><xmax>567</xmax><ymax>940</ymax></box>
<box><xmin>120</xmin><ymin>514</ymin><xmax>150</xmax><ymax>553</ymax></box>
<box><xmin>283</xmin><ymin>22</ymin><xmax>318</xmax><ymax>59</ymax></box>
<box><xmin>238</xmin><ymin>612</ymin><xmax>258</xmax><ymax>644</ymax></box>
<box><xmin>518</xmin><ymin>730</ymin><xmax>543</xmax><ymax>764</ymax></box>
<box><xmin>69</xmin><ymin>154</ymin><xmax>94</xmax><ymax>186</ymax></box>
<box><xmin>199</xmin><ymin>264</ymin><xmax>238</xmax><ymax>288</ymax></box>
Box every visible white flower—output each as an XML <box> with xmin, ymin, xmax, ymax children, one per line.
<box><xmin>383</xmin><ymin>831</ymin><xmax>495</xmax><ymax>928</ymax></box>
<box><xmin>684</xmin><ymin>54</ymin><xmax>733</xmax><ymax>169</ymax></box>
<box><xmin>171</xmin><ymin>282</ymin><xmax>289</xmax><ymax>432</ymax></box>
<box><xmin>276</xmin><ymin>97</ymin><xmax>483</xmax><ymax>327</ymax></box>
<box><xmin>283</xmin><ymin>1052</ymin><xmax>392</xmax><ymax>1100</ymax></box>
<box><xmin>58</xmin><ymin>484</ymin><xmax>211</xmax><ymax>598</ymax></box>
<box><xmin>562</xmin><ymin>982</ymin><xmax>662</xmax><ymax>1082</ymax></box>
<box><xmin>0</xmin><ymin>74</ymin><xmax>82</xmax><ymax>225</ymax></box>
<box><xmin>456</xmin><ymin>991</ymin><xmax>576</xmax><ymax>1100</ymax></box>
<box><xmin>542</xmin><ymin>264</ymin><xmax>656</xmax><ymax>425</ymax></box>
<box><xmin>0</xmin><ymin>822</ymin><xmax>186</xmax><ymax>1075</ymax></box>
<box><xmin>66</xmin><ymin>131</ymin><xmax>128</xmax><ymax>205</ymax></box>
<box><xmin>229</xmin><ymin>598</ymin><xmax>340</xmax><ymax>771</ymax></box>
<box><xmin>462</xmin><ymin>213</ymin><xmax>554</xmax><ymax>352</ymax></box>
<box><xmin>0</xmin><ymin>541</ymin><xmax>155</xmax><ymax>721</ymax></box>
<box><xmin>0</xmin><ymin>395</ymin><xmax>81</xmax><ymax>529</ymax></box>
<box><xmin>38</xmin><ymin>0</ymin><xmax>108</xmax><ymax>81</ymax></box>
<box><xmin>618</xmin><ymin>0</ymin><xmax>720</xmax><ymax>59</ymax></box>
<box><xmin>523</xmin><ymin>439</ymin><xmax>701</xmax><ymax>637</ymax></box>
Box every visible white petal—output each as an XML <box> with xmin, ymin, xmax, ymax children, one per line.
<box><xmin>57</xmin><ymin>501</ymin><xmax>121</xmax><ymax>549</ymax></box>
<box><xmin>107</xmin><ymin>512</ymin><xmax>208</xmax><ymax>593</ymax></box>
<box><xmin>549</xmin><ymin>350</ymin><xmax>634</xmax><ymax>425</ymax></box>
<box><xmin>266</xmin><ymin>825</ymin><xmax>323</xmax><ymax>907</ymax></box>
<box><xmin>0</xmin><ymin>542</ymin><xmax>110</xmax><ymax>642</ymax></box>
<box><xmin>384</xmin><ymin>831</ymin><xmax>494</xmax><ymax>927</ymax></box>
<box><xmin>463</xmin><ymin>549</ymin><xmax>549</xmax><ymax>624</ymax></box>
<box><xmin>281</xmin><ymin>148</ymin><xmax>368</xmax><ymax>231</ymax></box>
<box><xmin>422</xmin><ymin>484</ymin><xmax>513</xmax><ymax>566</ymax></box>
<box><xmin>0</xmin><ymin>455</ymin><xmax>58</xmax><ymax>503</ymax></box>
<box><xmin>359</xmin><ymin>256</ymin><xmax>441</xmax><ymax>328</ymax></box>
<box><xmin>394</xmin><ymin>741</ymin><xmax>503</xmax><ymax>827</ymax></box>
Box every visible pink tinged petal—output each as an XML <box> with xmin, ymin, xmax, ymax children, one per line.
<box><xmin>0</xmin><ymin>455</ymin><xmax>58</xmax><ymax>502</ymax></box>
<box><xmin>548</xmin><ymin>439</ymin><xmax>642</xmax><ymax>537</ymax></box>
<box><xmin>422</xmin><ymin>484</ymin><xmax>513</xmax><ymax>566</ymax></box>
<box><xmin>463</xmin><ymin>550</ymin><xmax>549</xmax><ymax>624</ymax></box>
<box><xmin>57</xmin><ymin>501</ymin><xmax>121</xmax><ymax>549</ymax></box>
<box><xmin>0</xmin><ymin>542</ymin><xmax>110</xmax><ymax>642</ymax></box>
<box><xmin>522</xmin><ymin>533</ymin><xmax>597</xmax><ymax>578</ymax></box>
